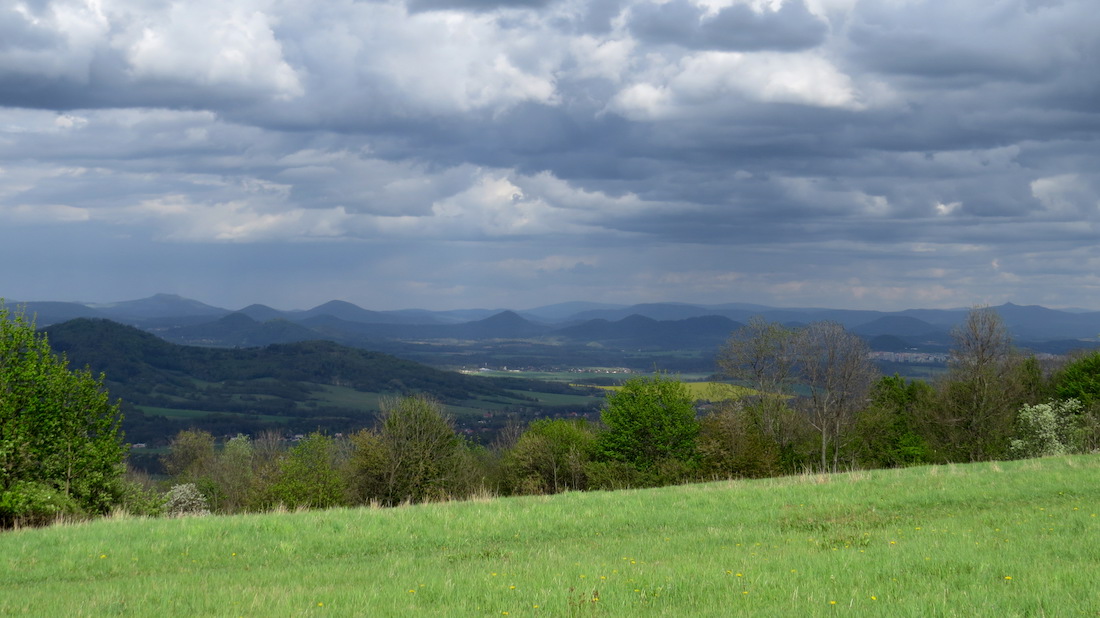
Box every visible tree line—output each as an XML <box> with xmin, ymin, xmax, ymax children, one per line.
<box><xmin>4</xmin><ymin>304</ymin><xmax>1100</xmax><ymax>525</ymax></box>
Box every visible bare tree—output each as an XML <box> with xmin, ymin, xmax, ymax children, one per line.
<box><xmin>929</xmin><ymin>306</ymin><xmax>1026</xmax><ymax>460</ymax></box>
<box><xmin>717</xmin><ymin>317</ymin><xmax>800</xmax><ymax>448</ymax></box>
<box><xmin>795</xmin><ymin>321</ymin><xmax>878</xmax><ymax>472</ymax></box>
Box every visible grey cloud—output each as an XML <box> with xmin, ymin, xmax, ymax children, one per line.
<box><xmin>1</xmin><ymin>0</ymin><xmax>1099</xmax><ymax>311</ymax></box>
<box><xmin>405</xmin><ymin>0</ymin><xmax>555</xmax><ymax>13</ymax></box>
<box><xmin>628</xmin><ymin>0</ymin><xmax>827</xmax><ymax>51</ymax></box>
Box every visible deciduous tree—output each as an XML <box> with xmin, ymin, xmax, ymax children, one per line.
<box><xmin>596</xmin><ymin>374</ymin><xmax>699</xmax><ymax>473</ymax></box>
<box><xmin>0</xmin><ymin>305</ymin><xmax>125</xmax><ymax>525</ymax></box>
<box><xmin>795</xmin><ymin>321</ymin><xmax>879</xmax><ymax>472</ymax></box>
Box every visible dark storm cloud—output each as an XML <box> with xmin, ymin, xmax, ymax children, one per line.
<box><xmin>628</xmin><ymin>0</ymin><xmax>827</xmax><ymax>51</ymax></box>
<box><xmin>1</xmin><ymin>0</ymin><xmax>1099</xmax><ymax>311</ymax></box>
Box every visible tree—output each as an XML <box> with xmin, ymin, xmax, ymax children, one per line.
<box><xmin>1009</xmin><ymin>399</ymin><xmax>1083</xmax><ymax>459</ymax></box>
<box><xmin>504</xmin><ymin>419</ymin><xmax>596</xmax><ymax>494</ymax></box>
<box><xmin>929</xmin><ymin>307</ymin><xmax>1032</xmax><ymax>461</ymax></box>
<box><xmin>596</xmin><ymin>374</ymin><xmax>699</xmax><ymax>474</ymax></box>
<box><xmin>0</xmin><ymin>305</ymin><xmax>126</xmax><ymax>525</ymax></box>
<box><xmin>717</xmin><ymin>318</ymin><xmax>802</xmax><ymax>459</ymax></box>
<box><xmin>850</xmin><ymin>375</ymin><xmax>933</xmax><ymax>468</ymax></box>
<box><xmin>365</xmin><ymin>393</ymin><xmax>468</xmax><ymax>505</ymax></box>
<box><xmin>697</xmin><ymin>401</ymin><xmax>780</xmax><ymax>479</ymax></box>
<box><xmin>271</xmin><ymin>432</ymin><xmax>345</xmax><ymax>509</ymax></box>
<box><xmin>1054</xmin><ymin>351</ymin><xmax>1100</xmax><ymax>407</ymax></box>
<box><xmin>795</xmin><ymin>321</ymin><xmax>879</xmax><ymax>472</ymax></box>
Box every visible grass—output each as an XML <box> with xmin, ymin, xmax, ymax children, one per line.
<box><xmin>135</xmin><ymin>406</ymin><xmax>293</xmax><ymax>424</ymax></box>
<box><xmin>589</xmin><ymin>381</ymin><xmax>757</xmax><ymax>401</ymax></box>
<box><xmin>4</xmin><ymin>456</ymin><xmax>1100</xmax><ymax>616</ymax></box>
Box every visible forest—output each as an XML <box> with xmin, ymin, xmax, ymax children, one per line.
<box><xmin>3</xmin><ymin>304</ymin><xmax>1100</xmax><ymax>526</ymax></box>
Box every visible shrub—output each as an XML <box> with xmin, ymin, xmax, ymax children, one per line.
<box><xmin>596</xmin><ymin>374</ymin><xmax>699</xmax><ymax>472</ymax></box>
<box><xmin>0</xmin><ymin>304</ymin><xmax>126</xmax><ymax>522</ymax></box>
<box><xmin>270</xmin><ymin>433</ymin><xmax>345</xmax><ymax>509</ymax></box>
<box><xmin>504</xmin><ymin>419</ymin><xmax>595</xmax><ymax>495</ymax></box>
<box><xmin>1009</xmin><ymin>399</ymin><xmax>1083</xmax><ymax>458</ymax></box>
<box><xmin>0</xmin><ymin>481</ymin><xmax>85</xmax><ymax>527</ymax></box>
<box><xmin>164</xmin><ymin>483</ymin><xmax>211</xmax><ymax>517</ymax></box>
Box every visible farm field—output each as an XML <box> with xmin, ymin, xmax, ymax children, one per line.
<box><xmin>3</xmin><ymin>455</ymin><xmax>1099</xmax><ymax>616</ymax></box>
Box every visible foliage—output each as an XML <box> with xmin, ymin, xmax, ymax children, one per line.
<box><xmin>849</xmin><ymin>375</ymin><xmax>933</xmax><ymax>468</ymax></box>
<box><xmin>351</xmin><ymin>395</ymin><xmax>472</xmax><ymax>506</ymax></box>
<box><xmin>5</xmin><ymin>456</ymin><xmax>1100</xmax><ymax>615</ymax></box>
<box><xmin>162</xmin><ymin>429</ymin><xmax>217</xmax><ymax>480</ymax></box>
<box><xmin>716</xmin><ymin>319</ymin><xmax>821</xmax><ymax>470</ymax></box>
<box><xmin>697</xmin><ymin>401</ymin><xmax>781</xmax><ymax>479</ymax></box>
<box><xmin>596</xmin><ymin>374</ymin><xmax>699</xmax><ymax>474</ymax></box>
<box><xmin>1009</xmin><ymin>399</ymin><xmax>1084</xmax><ymax>458</ymax></box>
<box><xmin>926</xmin><ymin>307</ymin><xmax>1035</xmax><ymax>461</ymax></box>
<box><xmin>115</xmin><ymin>478</ymin><xmax>166</xmax><ymax>518</ymax></box>
<box><xmin>1054</xmin><ymin>351</ymin><xmax>1100</xmax><ymax>407</ymax></box>
<box><xmin>0</xmin><ymin>481</ymin><xmax>85</xmax><ymax>527</ymax></box>
<box><xmin>503</xmin><ymin>419</ymin><xmax>596</xmax><ymax>494</ymax></box>
<box><xmin>0</xmin><ymin>304</ymin><xmax>126</xmax><ymax>526</ymax></box>
<box><xmin>163</xmin><ymin>483</ymin><xmax>210</xmax><ymax>517</ymax></box>
<box><xmin>209</xmin><ymin>434</ymin><xmax>255</xmax><ymax>512</ymax></box>
<box><xmin>794</xmin><ymin>321</ymin><xmax>879</xmax><ymax>471</ymax></box>
<box><xmin>271</xmin><ymin>433</ymin><xmax>346</xmax><ymax>509</ymax></box>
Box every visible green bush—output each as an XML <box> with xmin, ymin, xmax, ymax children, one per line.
<box><xmin>596</xmin><ymin>374</ymin><xmax>699</xmax><ymax>472</ymax></box>
<box><xmin>1</xmin><ymin>305</ymin><xmax>126</xmax><ymax>523</ymax></box>
<box><xmin>0</xmin><ymin>481</ymin><xmax>85</xmax><ymax>527</ymax></box>
<box><xmin>1009</xmin><ymin>399</ymin><xmax>1083</xmax><ymax>458</ymax></box>
<box><xmin>698</xmin><ymin>402</ymin><xmax>781</xmax><ymax>479</ymax></box>
<box><xmin>503</xmin><ymin>419</ymin><xmax>595</xmax><ymax>495</ymax></box>
<box><xmin>271</xmin><ymin>433</ymin><xmax>345</xmax><ymax>509</ymax></box>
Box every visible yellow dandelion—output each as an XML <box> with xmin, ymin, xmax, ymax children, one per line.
<box><xmin>830</xmin><ymin>600</ymin><xmax>837</xmax><ymax>605</ymax></box>
<box><xmin>1004</xmin><ymin>576</ymin><xmax>1012</xmax><ymax>580</ymax></box>
<box><xmin>871</xmin><ymin>596</ymin><xmax>877</xmax><ymax>601</ymax></box>
<box><xmin>317</xmin><ymin>602</ymin><xmax>324</xmax><ymax>607</ymax></box>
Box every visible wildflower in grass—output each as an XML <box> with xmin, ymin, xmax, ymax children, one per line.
<box><xmin>830</xmin><ymin>600</ymin><xmax>837</xmax><ymax>605</ymax></box>
<box><xmin>871</xmin><ymin>596</ymin><xmax>877</xmax><ymax>601</ymax></box>
<box><xmin>1004</xmin><ymin>576</ymin><xmax>1012</xmax><ymax>581</ymax></box>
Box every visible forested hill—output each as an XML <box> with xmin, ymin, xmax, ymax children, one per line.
<box><xmin>44</xmin><ymin>318</ymin><xmax>517</xmax><ymax>401</ymax></box>
<box><xmin>42</xmin><ymin>319</ymin><xmax>597</xmax><ymax>447</ymax></box>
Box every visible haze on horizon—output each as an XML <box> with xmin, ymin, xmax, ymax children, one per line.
<box><xmin>1</xmin><ymin>0</ymin><xmax>1098</xmax><ymax>313</ymax></box>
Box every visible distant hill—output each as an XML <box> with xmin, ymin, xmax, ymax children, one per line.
<box><xmin>43</xmin><ymin>319</ymin><xmax>599</xmax><ymax>447</ymax></box>
<box><xmin>163</xmin><ymin>313</ymin><xmax>319</xmax><ymax>347</ymax></box>
<box><xmin>90</xmin><ymin>293</ymin><xmax>229</xmax><ymax>321</ymax></box>
<box><xmin>851</xmin><ymin>316</ymin><xmax>942</xmax><ymax>338</ymax></box>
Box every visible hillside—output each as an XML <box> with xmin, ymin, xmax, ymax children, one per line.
<box><xmin>2</xmin><ymin>456</ymin><xmax>1098</xmax><ymax>615</ymax></box>
<box><xmin>43</xmin><ymin>319</ymin><xmax>601</xmax><ymax>446</ymax></box>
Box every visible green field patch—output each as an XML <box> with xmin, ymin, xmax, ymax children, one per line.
<box><xmin>591</xmin><ymin>381</ymin><xmax>758</xmax><ymax>401</ymax></box>
<box><xmin>4</xmin><ymin>456</ymin><xmax>1100</xmax><ymax>615</ymax></box>
<box><xmin>136</xmin><ymin>406</ymin><xmax>291</xmax><ymax>424</ymax></box>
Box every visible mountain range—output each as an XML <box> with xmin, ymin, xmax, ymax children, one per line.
<box><xmin>8</xmin><ymin>293</ymin><xmax>1100</xmax><ymax>358</ymax></box>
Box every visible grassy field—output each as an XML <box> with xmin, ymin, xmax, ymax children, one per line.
<box><xmin>589</xmin><ymin>381</ymin><xmax>757</xmax><ymax>401</ymax></box>
<box><xmin>3</xmin><ymin>456</ymin><xmax>1100</xmax><ymax>616</ymax></box>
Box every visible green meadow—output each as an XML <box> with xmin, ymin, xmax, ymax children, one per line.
<box><xmin>3</xmin><ymin>455</ymin><xmax>1100</xmax><ymax>616</ymax></box>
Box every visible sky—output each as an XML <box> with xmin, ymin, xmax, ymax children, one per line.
<box><xmin>1</xmin><ymin>0</ymin><xmax>1098</xmax><ymax>312</ymax></box>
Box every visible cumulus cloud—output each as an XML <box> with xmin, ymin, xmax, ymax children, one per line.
<box><xmin>628</xmin><ymin>0</ymin><xmax>828</xmax><ymax>52</ymax></box>
<box><xmin>0</xmin><ymin>0</ymin><xmax>1098</xmax><ymax>310</ymax></box>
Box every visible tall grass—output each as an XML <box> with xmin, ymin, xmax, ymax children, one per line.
<box><xmin>3</xmin><ymin>455</ymin><xmax>1099</xmax><ymax>616</ymax></box>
